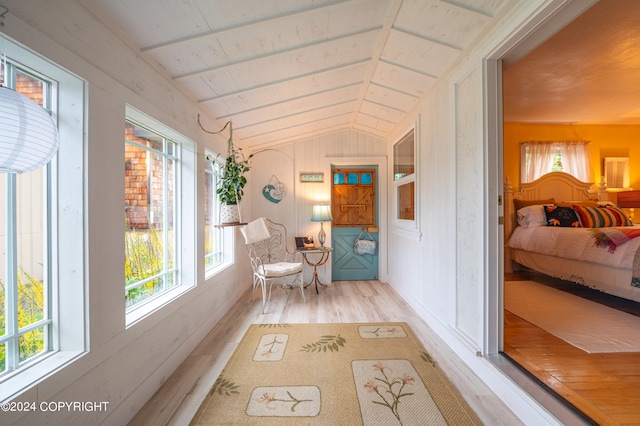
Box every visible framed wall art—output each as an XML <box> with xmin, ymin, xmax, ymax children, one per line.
<box><xmin>300</xmin><ymin>172</ymin><xmax>324</xmax><ymax>183</ymax></box>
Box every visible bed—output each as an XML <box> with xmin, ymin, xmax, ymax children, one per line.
<box><xmin>504</xmin><ymin>172</ymin><xmax>640</xmax><ymax>303</ymax></box>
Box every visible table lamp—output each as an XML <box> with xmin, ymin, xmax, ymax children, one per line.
<box><xmin>311</xmin><ymin>205</ymin><xmax>333</xmax><ymax>247</ymax></box>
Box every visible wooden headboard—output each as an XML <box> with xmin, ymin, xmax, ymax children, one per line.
<box><xmin>504</xmin><ymin>172</ymin><xmax>607</xmax><ymax>272</ymax></box>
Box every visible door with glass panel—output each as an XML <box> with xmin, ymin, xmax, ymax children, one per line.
<box><xmin>331</xmin><ymin>168</ymin><xmax>378</xmax><ymax>281</ymax></box>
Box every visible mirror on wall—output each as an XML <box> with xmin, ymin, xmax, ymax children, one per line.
<box><xmin>604</xmin><ymin>157</ymin><xmax>629</xmax><ymax>190</ymax></box>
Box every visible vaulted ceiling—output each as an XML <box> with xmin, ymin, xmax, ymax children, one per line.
<box><xmin>80</xmin><ymin>0</ymin><xmax>510</xmax><ymax>147</ymax></box>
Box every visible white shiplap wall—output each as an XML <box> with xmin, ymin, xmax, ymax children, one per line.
<box><xmin>0</xmin><ymin>5</ymin><xmax>252</xmax><ymax>425</ymax></box>
<box><xmin>249</xmin><ymin>129</ymin><xmax>387</xmax><ymax>283</ymax></box>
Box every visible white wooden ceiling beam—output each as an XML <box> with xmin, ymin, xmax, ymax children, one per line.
<box><xmin>368</xmin><ymin>81</ymin><xmax>420</xmax><ymax>100</ymax></box>
<box><xmin>173</xmin><ymin>28</ymin><xmax>379</xmax><ymax>81</ymax></box>
<box><xmin>377</xmin><ymin>58</ymin><xmax>438</xmax><ymax>82</ymax></box>
<box><xmin>440</xmin><ymin>0</ymin><xmax>496</xmax><ymax>18</ymax></box>
<box><xmin>216</xmin><ymin>86</ymin><xmax>360</xmax><ymax>122</ymax></box>
<box><xmin>390</xmin><ymin>26</ymin><xmax>464</xmax><ymax>53</ymax></box>
<box><xmin>141</xmin><ymin>0</ymin><xmax>361</xmax><ymax>53</ymax></box>
<box><xmin>198</xmin><ymin>59</ymin><xmax>368</xmax><ymax>104</ymax></box>
<box><xmin>348</xmin><ymin>0</ymin><xmax>403</xmax><ymax>129</ymax></box>
<box><xmin>238</xmin><ymin>111</ymin><xmax>352</xmax><ymax>140</ymax></box>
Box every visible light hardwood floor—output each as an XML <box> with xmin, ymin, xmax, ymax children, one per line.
<box><xmin>504</xmin><ymin>275</ymin><xmax>640</xmax><ymax>425</ymax></box>
<box><xmin>129</xmin><ymin>280</ymin><xmax>524</xmax><ymax>425</ymax></box>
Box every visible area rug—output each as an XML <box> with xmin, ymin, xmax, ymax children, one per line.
<box><xmin>505</xmin><ymin>280</ymin><xmax>640</xmax><ymax>353</ymax></box>
<box><xmin>191</xmin><ymin>322</ymin><xmax>481</xmax><ymax>425</ymax></box>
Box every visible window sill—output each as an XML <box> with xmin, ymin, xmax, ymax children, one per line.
<box><xmin>205</xmin><ymin>261</ymin><xmax>233</xmax><ymax>281</ymax></box>
<box><xmin>0</xmin><ymin>350</ymin><xmax>86</xmax><ymax>403</ymax></box>
<box><xmin>126</xmin><ymin>284</ymin><xmax>195</xmax><ymax>328</ymax></box>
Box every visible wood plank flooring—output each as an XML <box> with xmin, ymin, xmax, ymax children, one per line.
<box><xmin>504</xmin><ymin>274</ymin><xmax>640</xmax><ymax>425</ymax></box>
<box><xmin>128</xmin><ymin>280</ymin><xmax>523</xmax><ymax>425</ymax></box>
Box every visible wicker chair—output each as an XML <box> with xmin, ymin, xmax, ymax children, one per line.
<box><xmin>240</xmin><ymin>217</ymin><xmax>305</xmax><ymax>313</ymax></box>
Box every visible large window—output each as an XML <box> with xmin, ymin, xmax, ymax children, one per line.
<box><xmin>0</xmin><ymin>64</ymin><xmax>53</xmax><ymax>378</ymax></box>
<box><xmin>204</xmin><ymin>153</ymin><xmax>224</xmax><ymax>272</ymax></box>
<box><xmin>124</xmin><ymin>120</ymin><xmax>179</xmax><ymax>311</ymax></box>
<box><xmin>0</xmin><ymin>37</ymin><xmax>85</xmax><ymax>401</ymax></box>
<box><xmin>393</xmin><ymin>129</ymin><xmax>415</xmax><ymax>221</ymax></box>
<box><xmin>124</xmin><ymin>108</ymin><xmax>196</xmax><ymax>324</ymax></box>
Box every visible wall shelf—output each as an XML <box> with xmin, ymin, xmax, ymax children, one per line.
<box><xmin>214</xmin><ymin>222</ymin><xmax>247</xmax><ymax>228</ymax></box>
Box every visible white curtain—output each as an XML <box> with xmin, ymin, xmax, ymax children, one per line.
<box><xmin>559</xmin><ymin>141</ymin><xmax>593</xmax><ymax>182</ymax></box>
<box><xmin>521</xmin><ymin>142</ymin><xmax>556</xmax><ymax>183</ymax></box>
<box><xmin>521</xmin><ymin>141</ymin><xmax>592</xmax><ymax>183</ymax></box>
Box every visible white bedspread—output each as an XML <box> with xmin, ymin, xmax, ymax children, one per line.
<box><xmin>508</xmin><ymin>225</ymin><xmax>640</xmax><ymax>269</ymax></box>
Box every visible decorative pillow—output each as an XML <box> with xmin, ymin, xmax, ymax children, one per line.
<box><xmin>517</xmin><ymin>205</ymin><xmax>548</xmax><ymax>228</ymax></box>
<box><xmin>514</xmin><ymin>198</ymin><xmax>555</xmax><ymax>212</ymax></box>
<box><xmin>605</xmin><ymin>205</ymin><xmax>633</xmax><ymax>226</ymax></box>
<box><xmin>544</xmin><ymin>205</ymin><xmax>581</xmax><ymax>227</ymax></box>
<box><xmin>572</xmin><ymin>205</ymin><xmax>632</xmax><ymax>228</ymax></box>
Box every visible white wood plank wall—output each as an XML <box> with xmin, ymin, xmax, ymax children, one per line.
<box><xmin>247</xmin><ymin>129</ymin><xmax>387</xmax><ymax>283</ymax></box>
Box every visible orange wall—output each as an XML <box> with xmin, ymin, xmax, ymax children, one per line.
<box><xmin>504</xmin><ymin>123</ymin><xmax>640</xmax><ymax>193</ymax></box>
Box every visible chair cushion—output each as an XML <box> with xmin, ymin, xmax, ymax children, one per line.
<box><xmin>262</xmin><ymin>262</ymin><xmax>303</xmax><ymax>278</ymax></box>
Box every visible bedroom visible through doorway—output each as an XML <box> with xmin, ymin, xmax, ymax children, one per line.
<box><xmin>496</xmin><ymin>0</ymin><xmax>640</xmax><ymax>422</ymax></box>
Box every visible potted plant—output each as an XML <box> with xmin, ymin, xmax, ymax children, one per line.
<box><xmin>201</xmin><ymin>117</ymin><xmax>253</xmax><ymax>224</ymax></box>
<box><xmin>217</xmin><ymin>142</ymin><xmax>253</xmax><ymax>223</ymax></box>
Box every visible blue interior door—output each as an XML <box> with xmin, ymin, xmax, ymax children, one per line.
<box><xmin>331</xmin><ymin>168</ymin><xmax>378</xmax><ymax>281</ymax></box>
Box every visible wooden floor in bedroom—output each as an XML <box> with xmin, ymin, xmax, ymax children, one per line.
<box><xmin>504</xmin><ymin>272</ymin><xmax>640</xmax><ymax>425</ymax></box>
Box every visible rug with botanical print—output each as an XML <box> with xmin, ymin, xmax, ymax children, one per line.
<box><xmin>191</xmin><ymin>322</ymin><xmax>482</xmax><ymax>425</ymax></box>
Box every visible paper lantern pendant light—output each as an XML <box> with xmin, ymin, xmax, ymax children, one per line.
<box><xmin>0</xmin><ymin>85</ymin><xmax>59</xmax><ymax>173</ymax></box>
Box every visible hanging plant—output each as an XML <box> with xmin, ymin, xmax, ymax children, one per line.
<box><xmin>217</xmin><ymin>144</ymin><xmax>253</xmax><ymax>205</ymax></box>
<box><xmin>199</xmin><ymin>116</ymin><xmax>253</xmax><ymax>206</ymax></box>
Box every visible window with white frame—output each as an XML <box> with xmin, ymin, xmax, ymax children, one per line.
<box><xmin>0</xmin><ymin>65</ymin><xmax>53</xmax><ymax>378</ymax></box>
<box><xmin>204</xmin><ymin>153</ymin><xmax>224</xmax><ymax>273</ymax></box>
<box><xmin>0</xmin><ymin>37</ymin><xmax>86</xmax><ymax>399</ymax></box>
<box><xmin>393</xmin><ymin>129</ymin><xmax>415</xmax><ymax>221</ymax></box>
<box><xmin>520</xmin><ymin>141</ymin><xmax>593</xmax><ymax>183</ymax></box>
<box><xmin>124</xmin><ymin>108</ymin><xmax>196</xmax><ymax>324</ymax></box>
<box><xmin>124</xmin><ymin>119</ymin><xmax>180</xmax><ymax>311</ymax></box>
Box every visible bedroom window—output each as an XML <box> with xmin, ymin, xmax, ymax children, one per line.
<box><xmin>520</xmin><ymin>141</ymin><xmax>593</xmax><ymax>183</ymax></box>
<box><xmin>394</xmin><ymin>129</ymin><xmax>415</xmax><ymax>221</ymax></box>
<box><xmin>124</xmin><ymin>107</ymin><xmax>196</xmax><ymax>324</ymax></box>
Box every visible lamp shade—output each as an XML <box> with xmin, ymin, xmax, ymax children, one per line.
<box><xmin>0</xmin><ymin>86</ymin><xmax>59</xmax><ymax>173</ymax></box>
<box><xmin>311</xmin><ymin>204</ymin><xmax>333</xmax><ymax>222</ymax></box>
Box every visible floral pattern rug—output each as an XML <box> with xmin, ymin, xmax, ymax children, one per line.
<box><xmin>191</xmin><ymin>322</ymin><xmax>482</xmax><ymax>425</ymax></box>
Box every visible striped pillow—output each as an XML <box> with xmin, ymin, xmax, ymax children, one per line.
<box><xmin>572</xmin><ymin>205</ymin><xmax>632</xmax><ymax>228</ymax></box>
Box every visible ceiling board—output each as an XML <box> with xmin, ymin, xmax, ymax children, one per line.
<box><xmin>226</xmin><ymin>86</ymin><xmax>361</xmax><ymax>126</ymax></box>
<box><xmin>382</xmin><ymin>29</ymin><xmax>461</xmax><ymax>78</ymax></box>
<box><xmin>393</xmin><ymin>0</ymin><xmax>494</xmax><ymax>50</ymax></box>
<box><xmin>237</xmin><ymin>102</ymin><xmax>356</xmax><ymax>137</ymax></box>
<box><xmin>75</xmin><ymin>0</ymin><xmax>512</xmax><ymax>147</ymax></box>
<box><xmin>364</xmin><ymin>83</ymin><xmax>418</xmax><ymax>112</ymax></box>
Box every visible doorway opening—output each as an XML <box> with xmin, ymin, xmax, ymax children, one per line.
<box><xmin>484</xmin><ymin>0</ymin><xmax>629</xmax><ymax>422</ymax></box>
